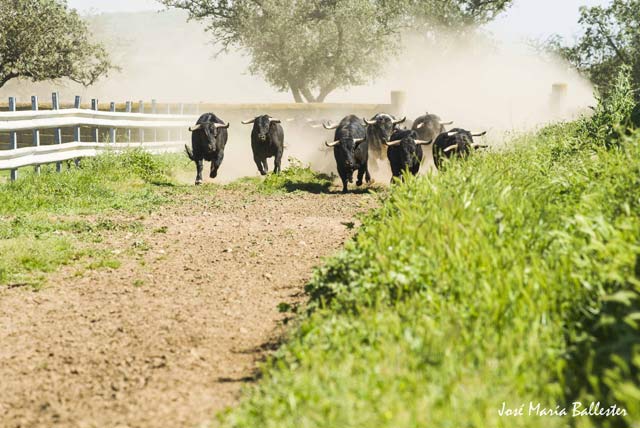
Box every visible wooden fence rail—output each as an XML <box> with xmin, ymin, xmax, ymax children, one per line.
<box><xmin>0</xmin><ymin>93</ymin><xmax>196</xmax><ymax>181</ymax></box>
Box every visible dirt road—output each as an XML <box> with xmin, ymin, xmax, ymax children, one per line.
<box><xmin>0</xmin><ymin>187</ymin><xmax>378</xmax><ymax>428</ymax></box>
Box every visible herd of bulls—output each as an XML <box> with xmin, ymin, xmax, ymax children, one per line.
<box><xmin>185</xmin><ymin>111</ymin><xmax>487</xmax><ymax>192</ymax></box>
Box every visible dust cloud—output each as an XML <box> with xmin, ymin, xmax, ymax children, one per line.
<box><xmin>0</xmin><ymin>10</ymin><xmax>594</xmax><ymax>183</ymax></box>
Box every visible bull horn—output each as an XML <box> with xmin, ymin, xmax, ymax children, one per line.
<box><xmin>323</xmin><ymin>122</ymin><xmax>338</xmax><ymax>130</ymax></box>
<box><xmin>471</xmin><ymin>131</ymin><xmax>487</xmax><ymax>137</ymax></box>
<box><xmin>363</xmin><ymin>117</ymin><xmax>377</xmax><ymax>125</ymax></box>
<box><xmin>393</xmin><ymin>116</ymin><xmax>406</xmax><ymax>125</ymax></box>
<box><xmin>443</xmin><ymin>145</ymin><xmax>459</xmax><ymax>153</ymax></box>
<box><xmin>214</xmin><ymin>122</ymin><xmax>230</xmax><ymax>129</ymax></box>
<box><xmin>416</xmin><ymin>123</ymin><xmax>424</xmax><ymax>129</ymax></box>
<box><xmin>415</xmin><ymin>139</ymin><xmax>433</xmax><ymax>146</ymax></box>
<box><xmin>188</xmin><ymin>124</ymin><xmax>202</xmax><ymax>132</ymax></box>
<box><xmin>447</xmin><ymin>131</ymin><xmax>460</xmax><ymax>137</ymax></box>
<box><xmin>385</xmin><ymin>140</ymin><xmax>402</xmax><ymax>146</ymax></box>
<box><xmin>353</xmin><ymin>138</ymin><xmax>366</xmax><ymax>144</ymax></box>
<box><xmin>241</xmin><ymin>118</ymin><xmax>256</xmax><ymax>124</ymax></box>
<box><xmin>440</xmin><ymin>121</ymin><xmax>454</xmax><ymax>126</ymax></box>
<box><xmin>269</xmin><ymin>118</ymin><xmax>282</xmax><ymax>124</ymax></box>
<box><xmin>325</xmin><ymin>140</ymin><xmax>341</xmax><ymax>147</ymax></box>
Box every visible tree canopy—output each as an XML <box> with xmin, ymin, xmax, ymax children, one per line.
<box><xmin>552</xmin><ymin>0</ymin><xmax>640</xmax><ymax>100</ymax></box>
<box><xmin>0</xmin><ymin>0</ymin><xmax>114</xmax><ymax>89</ymax></box>
<box><xmin>161</xmin><ymin>0</ymin><xmax>513</xmax><ymax>102</ymax></box>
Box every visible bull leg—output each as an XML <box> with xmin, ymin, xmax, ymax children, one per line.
<box><xmin>365</xmin><ymin>168</ymin><xmax>372</xmax><ymax>184</ymax></box>
<box><xmin>262</xmin><ymin>159</ymin><xmax>269</xmax><ymax>174</ymax></box>
<box><xmin>337</xmin><ymin>165</ymin><xmax>349</xmax><ymax>193</ymax></box>
<box><xmin>356</xmin><ymin>167</ymin><xmax>365</xmax><ymax>186</ymax></box>
<box><xmin>274</xmin><ymin>150</ymin><xmax>283</xmax><ymax>174</ymax></box>
<box><xmin>254</xmin><ymin>155</ymin><xmax>267</xmax><ymax>176</ymax></box>
<box><xmin>210</xmin><ymin>152</ymin><xmax>225</xmax><ymax>179</ymax></box>
<box><xmin>195</xmin><ymin>159</ymin><xmax>204</xmax><ymax>185</ymax></box>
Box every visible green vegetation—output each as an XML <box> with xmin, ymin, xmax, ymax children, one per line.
<box><xmin>220</xmin><ymin>92</ymin><xmax>640</xmax><ymax>426</ymax></box>
<box><xmin>0</xmin><ymin>150</ymin><xmax>188</xmax><ymax>289</ymax></box>
<box><xmin>225</xmin><ymin>158</ymin><xmax>335</xmax><ymax>194</ymax></box>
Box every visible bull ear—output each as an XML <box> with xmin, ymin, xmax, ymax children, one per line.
<box><xmin>241</xmin><ymin>118</ymin><xmax>256</xmax><ymax>124</ymax></box>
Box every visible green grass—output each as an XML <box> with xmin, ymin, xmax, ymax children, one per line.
<box><xmin>225</xmin><ymin>158</ymin><xmax>335</xmax><ymax>194</ymax></box>
<box><xmin>220</xmin><ymin>125</ymin><xmax>640</xmax><ymax>428</ymax></box>
<box><xmin>0</xmin><ymin>150</ymin><xmax>190</xmax><ymax>289</ymax></box>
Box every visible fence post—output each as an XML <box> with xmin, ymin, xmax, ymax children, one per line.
<box><xmin>138</xmin><ymin>100</ymin><xmax>145</xmax><ymax>143</ymax></box>
<box><xmin>179</xmin><ymin>103</ymin><xmax>185</xmax><ymax>141</ymax></box>
<box><xmin>52</xmin><ymin>92</ymin><xmax>63</xmax><ymax>172</ymax></box>
<box><xmin>32</xmin><ymin>96</ymin><xmax>40</xmax><ymax>175</ymax></box>
<box><xmin>73</xmin><ymin>96</ymin><xmax>81</xmax><ymax>167</ymax></box>
<box><xmin>126</xmin><ymin>101</ymin><xmax>132</xmax><ymax>142</ymax></box>
<box><xmin>166</xmin><ymin>104</ymin><xmax>171</xmax><ymax>141</ymax></box>
<box><xmin>152</xmin><ymin>99</ymin><xmax>157</xmax><ymax>142</ymax></box>
<box><xmin>9</xmin><ymin>97</ymin><xmax>18</xmax><ymax>181</ymax></box>
<box><xmin>91</xmin><ymin>98</ymin><xmax>99</xmax><ymax>143</ymax></box>
<box><xmin>110</xmin><ymin>102</ymin><xmax>116</xmax><ymax>143</ymax></box>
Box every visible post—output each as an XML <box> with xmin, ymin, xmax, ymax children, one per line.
<box><xmin>179</xmin><ymin>103</ymin><xmax>185</xmax><ymax>141</ymax></box>
<box><xmin>152</xmin><ymin>99</ymin><xmax>157</xmax><ymax>142</ymax></box>
<box><xmin>126</xmin><ymin>101</ymin><xmax>132</xmax><ymax>142</ymax></box>
<box><xmin>91</xmin><ymin>98</ymin><xmax>99</xmax><ymax>143</ymax></box>
<box><xmin>52</xmin><ymin>92</ymin><xmax>63</xmax><ymax>172</ymax></box>
<box><xmin>9</xmin><ymin>97</ymin><xmax>18</xmax><ymax>181</ymax></box>
<box><xmin>390</xmin><ymin>91</ymin><xmax>407</xmax><ymax>117</ymax></box>
<box><xmin>550</xmin><ymin>83</ymin><xmax>568</xmax><ymax>117</ymax></box>
<box><xmin>109</xmin><ymin>102</ymin><xmax>116</xmax><ymax>143</ymax></box>
<box><xmin>138</xmin><ymin>100</ymin><xmax>145</xmax><ymax>142</ymax></box>
<box><xmin>32</xmin><ymin>96</ymin><xmax>40</xmax><ymax>175</ymax></box>
<box><xmin>73</xmin><ymin>96</ymin><xmax>81</xmax><ymax>167</ymax></box>
<box><xmin>166</xmin><ymin>104</ymin><xmax>171</xmax><ymax>141</ymax></box>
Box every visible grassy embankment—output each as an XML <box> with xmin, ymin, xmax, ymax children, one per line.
<box><xmin>220</xmin><ymin>100</ymin><xmax>640</xmax><ymax>426</ymax></box>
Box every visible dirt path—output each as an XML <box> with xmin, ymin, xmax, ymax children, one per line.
<box><xmin>0</xmin><ymin>187</ymin><xmax>378</xmax><ymax>428</ymax></box>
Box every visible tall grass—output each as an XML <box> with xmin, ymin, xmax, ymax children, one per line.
<box><xmin>220</xmin><ymin>124</ymin><xmax>640</xmax><ymax>427</ymax></box>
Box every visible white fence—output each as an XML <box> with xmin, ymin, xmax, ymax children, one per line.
<box><xmin>0</xmin><ymin>93</ymin><xmax>196</xmax><ymax>181</ymax></box>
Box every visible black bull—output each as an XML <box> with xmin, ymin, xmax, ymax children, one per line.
<box><xmin>323</xmin><ymin>115</ymin><xmax>371</xmax><ymax>193</ymax></box>
<box><xmin>185</xmin><ymin>113</ymin><xmax>230</xmax><ymax>185</ymax></box>
<box><xmin>432</xmin><ymin>128</ymin><xmax>488</xmax><ymax>170</ymax></box>
<box><xmin>241</xmin><ymin>115</ymin><xmax>285</xmax><ymax>175</ymax></box>
<box><xmin>385</xmin><ymin>129</ymin><xmax>433</xmax><ymax>180</ymax></box>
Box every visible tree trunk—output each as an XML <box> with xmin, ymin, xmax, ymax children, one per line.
<box><xmin>300</xmin><ymin>87</ymin><xmax>318</xmax><ymax>103</ymax></box>
<box><xmin>290</xmin><ymin>85</ymin><xmax>304</xmax><ymax>103</ymax></box>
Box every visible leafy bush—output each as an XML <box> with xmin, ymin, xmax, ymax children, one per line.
<box><xmin>580</xmin><ymin>65</ymin><xmax>637</xmax><ymax>148</ymax></box>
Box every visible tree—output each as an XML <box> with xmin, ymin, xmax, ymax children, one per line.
<box><xmin>161</xmin><ymin>0</ymin><xmax>513</xmax><ymax>103</ymax></box>
<box><xmin>0</xmin><ymin>0</ymin><xmax>114</xmax><ymax>89</ymax></box>
<box><xmin>551</xmin><ymin>0</ymin><xmax>640</xmax><ymax>101</ymax></box>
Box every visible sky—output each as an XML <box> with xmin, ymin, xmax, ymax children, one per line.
<box><xmin>68</xmin><ymin>0</ymin><xmax>612</xmax><ymax>41</ymax></box>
